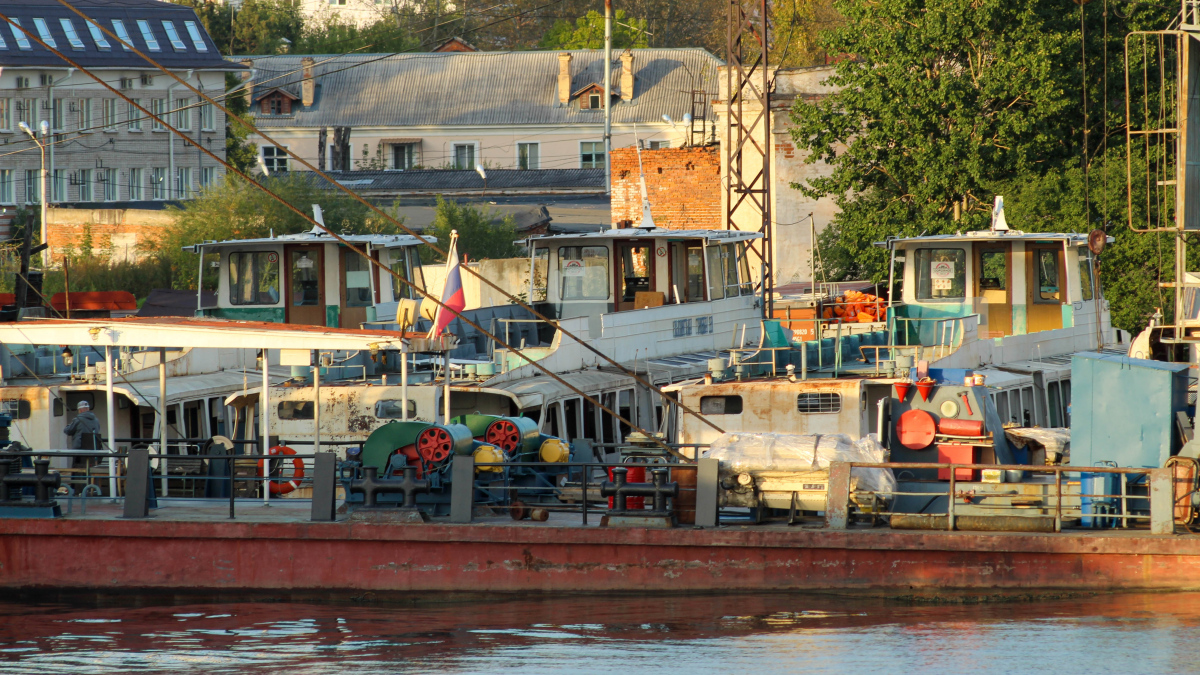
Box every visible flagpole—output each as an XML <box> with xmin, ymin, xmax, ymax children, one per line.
<box><xmin>437</xmin><ymin>230</ymin><xmax>460</xmax><ymax>425</ymax></box>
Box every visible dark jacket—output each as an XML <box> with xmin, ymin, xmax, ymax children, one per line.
<box><xmin>64</xmin><ymin>411</ymin><xmax>102</xmax><ymax>449</ymax></box>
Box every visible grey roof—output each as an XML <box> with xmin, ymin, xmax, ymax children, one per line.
<box><xmin>0</xmin><ymin>0</ymin><xmax>239</xmax><ymax>71</ymax></box>
<box><xmin>301</xmin><ymin>169</ymin><xmax>604</xmax><ymax>192</ymax></box>
<box><xmin>233</xmin><ymin>49</ymin><xmax>721</xmax><ymax>128</ymax></box>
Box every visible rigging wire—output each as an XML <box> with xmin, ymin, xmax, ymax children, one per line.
<box><xmin>4</xmin><ymin>7</ymin><xmax>722</xmax><ymax>454</ymax></box>
<box><xmin>49</xmin><ymin>0</ymin><xmax>726</xmax><ymax>438</ymax></box>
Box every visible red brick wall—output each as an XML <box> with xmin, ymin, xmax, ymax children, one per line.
<box><xmin>610</xmin><ymin>146</ymin><xmax>721</xmax><ymax>230</ymax></box>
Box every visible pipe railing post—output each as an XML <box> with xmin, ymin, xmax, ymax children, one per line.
<box><xmin>826</xmin><ymin>461</ymin><xmax>850</xmax><ymax>529</ymax></box>
<box><xmin>450</xmin><ymin>454</ymin><xmax>474</xmax><ymax>523</ymax></box>
<box><xmin>1150</xmin><ymin>468</ymin><xmax>1174</xmax><ymax>535</ymax></box>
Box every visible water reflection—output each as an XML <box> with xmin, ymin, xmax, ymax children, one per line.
<box><xmin>1</xmin><ymin>592</ymin><xmax>1198</xmax><ymax>674</ymax></box>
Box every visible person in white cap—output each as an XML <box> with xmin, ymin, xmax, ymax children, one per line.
<box><xmin>64</xmin><ymin>400</ymin><xmax>102</xmax><ymax>450</ymax></box>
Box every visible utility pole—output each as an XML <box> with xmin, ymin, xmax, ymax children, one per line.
<box><xmin>603</xmin><ymin>0</ymin><xmax>613</xmax><ymax>196</ymax></box>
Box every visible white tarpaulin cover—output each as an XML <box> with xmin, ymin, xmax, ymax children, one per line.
<box><xmin>703</xmin><ymin>432</ymin><xmax>897</xmax><ymax>494</ymax></box>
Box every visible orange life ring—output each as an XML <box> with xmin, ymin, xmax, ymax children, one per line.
<box><xmin>257</xmin><ymin>445</ymin><xmax>305</xmax><ymax>495</ymax></box>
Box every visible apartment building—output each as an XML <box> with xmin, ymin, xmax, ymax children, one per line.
<box><xmin>0</xmin><ymin>0</ymin><xmax>243</xmax><ymax>210</ymax></box>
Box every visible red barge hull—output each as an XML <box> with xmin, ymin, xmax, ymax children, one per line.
<box><xmin>4</xmin><ymin>517</ymin><xmax>1200</xmax><ymax>594</ymax></box>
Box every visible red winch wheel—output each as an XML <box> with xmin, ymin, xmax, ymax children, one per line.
<box><xmin>485</xmin><ymin>420</ymin><xmax>521</xmax><ymax>452</ymax></box>
<box><xmin>417</xmin><ymin>427</ymin><xmax>453</xmax><ymax>463</ymax></box>
<box><xmin>256</xmin><ymin>445</ymin><xmax>306</xmax><ymax>495</ymax></box>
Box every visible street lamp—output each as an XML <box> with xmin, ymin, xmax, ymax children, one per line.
<box><xmin>18</xmin><ymin>120</ymin><xmax>50</xmax><ymax>266</ymax></box>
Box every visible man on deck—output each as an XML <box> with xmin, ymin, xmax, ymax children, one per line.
<box><xmin>64</xmin><ymin>401</ymin><xmax>102</xmax><ymax>450</ymax></box>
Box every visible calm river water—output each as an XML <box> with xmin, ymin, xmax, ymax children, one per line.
<box><xmin>1</xmin><ymin>592</ymin><xmax>1197</xmax><ymax>674</ymax></box>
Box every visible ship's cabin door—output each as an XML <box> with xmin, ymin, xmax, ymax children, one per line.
<box><xmin>977</xmin><ymin>245</ymin><xmax>1012</xmax><ymax>337</ymax></box>
<box><xmin>1027</xmin><ymin>245</ymin><xmax>1064</xmax><ymax>332</ymax></box>
<box><xmin>614</xmin><ymin>240</ymin><xmax>656</xmax><ymax>311</ymax></box>
<box><xmin>286</xmin><ymin>244</ymin><xmax>325</xmax><ymax>326</ymax></box>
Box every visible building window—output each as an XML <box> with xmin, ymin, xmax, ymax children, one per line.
<box><xmin>588</xmin><ymin>93</ymin><xmax>601</xmax><ymax>109</ymax></box>
<box><xmin>262</xmin><ymin>146</ymin><xmax>288</xmax><ymax>173</ymax></box>
<box><xmin>77</xmin><ymin>169</ymin><xmax>93</xmax><ymax>202</ymax></box>
<box><xmin>915</xmin><ymin>248</ymin><xmax>967</xmax><ymax>301</ymax></box>
<box><xmin>102</xmin><ymin>169</ymin><xmax>117</xmax><ymax>201</ymax></box>
<box><xmin>175</xmin><ymin>167</ymin><xmax>192</xmax><ymax>198</ymax></box>
<box><xmin>452</xmin><ymin>143</ymin><xmax>475</xmax><ymax>170</ymax></box>
<box><xmin>77</xmin><ymin>98</ymin><xmax>91</xmax><ymax>131</ymax></box>
<box><xmin>87</xmin><ymin>21</ymin><xmax>111</xmax><ymax>51</ymax></box>
<box><xmin>59</xmin><ymin>18</ymin><xmax>84</xmax><ymax>50</ymax></box>
<box><xmin>128</xmin><ymin>168</ymin><xmax>143</xmax><ymax>200</ymax></box>
<box><xmin>261</xmin><ymin>94</ymin><xmax>291</xmax><ymax>115</ymax></box>
<box><xmin>229</xmin><ymin>251</ymin><xmax>281</xmax><ymax>305</ymax></box>
<box><xmin>184</xmin><ymin>21</ymin><xmax>207</xmax><ymax>52</ymax></box>
<box><xmin>101</xmin><ymin>99</ymin><xmax>117</xmax><ymax>130</ymax></box>
<box><xmin>151</xmin><ymin>99</ymin><xmax>166</xmax><ymax>131</ymax></box>
<box><xmin>649</xmin><ymin>140</ymin><xmax>671</xmax><ymax>149</ymax></box>
<box><xmin>518</xmin><ymin>142</ymin><xmax>539</xmax><ymax>170</ymax></box>
<box><xmin>9</xmin><ymin>19</ymin><xmax>32</xmax><ymax>50</ymax></box>
<box><xmin>17</xmin><ymin>99</ymin><xmax>34</xmax><ymax>128</ymax></box>
<box><xmin>0</xmin><ymin>170</ymin><xmax>12</xmax><ymax>205</ymax></box>
<box><xmin>151</xmin><ymin>168</ymin><xmax>166</xmax><ymax>199</ymax></box>
<box><xmin>392</xmin><ymin>143</ymin><xmax>415</xmax><ymax>170</ymax></box>
<box><xmin>199</xmin><ymin>102</ymin><xmax>214</xmax><ymax>131</ymax></box>
<box><xmin>31</xmin><ymin>18</ymin><xmax>57</xmax><ymax>49</ymax></box>
<box><xmin>51</xmin><ymin>169</ymin><xmax>65</xmax><ymax>202</ymax></box>
<box><xmin>174</xmin><ymin>97</ymin><xmax>190</xmax><ymax>131</ymax></box>
<box><xmin>0</xmin><ymin>99</ymin><xmax>10</xmax><ymax>131</ymax></box>
<box><xmin>51</xmin><ymin>98</ymin><xmax>64</xmax><ymax>131</ymax></box>
<box><xmin>200</xmin><ymin>167</ymin><xmax>216</xmax><ymax>189</ymax></box>
<box><xmin>111</xmin><ymin>19</ymin><xmax>133</xmax><ymax>51</ymax></box>
<box><xmin>580</xmin><ymin>141</ymin><xmax>604</xmax><ymax>169</ymax></box>
<box><xmin>24</xmin><ymin>169</ymin><xmax>39</xmax><ymax>204</ymax></box>
<box><xmin>161</xmin><ymin>20</ymin><xmax>186</xmax><ymax>51</ymax></box>
<box><xmin>136</xmin><ymin>19</ymin><xmax>161</xmax><ymax>51</ymax></box>
<box><xmin>127</xmin><ymin>98</ymin><xmax>142</xmax><ymax>131</ymax></box>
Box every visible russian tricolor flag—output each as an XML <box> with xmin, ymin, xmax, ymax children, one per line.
<box><xmin>429</xmin><ymin>231</ymin><xmax>466</xmax><ymax>338</ymax></box>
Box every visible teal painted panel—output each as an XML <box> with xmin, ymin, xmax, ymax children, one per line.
<box><xmin>895</xmin><ymin>303</ymin><xmax>971</xmax><ymax>345</ymax></box>
<box><xmin>210</xmin><ymin>307</ymin><xmax>285</xmax><ymax>322</ymax></box>
<box><xmin>1061</xmin><ymin>304</ymin><xmax>1074</xmax><ymax>328</ymax></box>
<box><xmin>326</xmin><ymin>305</ymin><xmax>339</xmax><ymax>328</ymax></box>
<box><xmin>1012</xmin><ymin>305</ymin><xmax>1027</xmax><ymax>335</ymax></box>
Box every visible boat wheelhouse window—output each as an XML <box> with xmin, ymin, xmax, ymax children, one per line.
<box><xmin>600</xmin><ymin>392</ymin><xmax>617</xmax><ymax>444</ymax></box>
<box><xmin>375</xmin><ymin>399</ymin><xmax>416</xmax><ymax>419</ymax></box>
<box><xmin>228</xmin><ymin>251</ymin><xmax>280</xmax><ymax>305</ymax></box>
<box><xmin>564</xmin><ymin>398</ymin><xmax>581</xmax><ymax>441</ymax></box>
<box><xmin>797</xmin><ymin>392</ymin><xmax>841</xmax><ymax>413</ymax></box>
<box><xmin>290</xmin><ymin>250</ymin><xmax>320</xmax><ymax>306</ymax></box>
<box><xmin>545</xmin><ymin>401</ymin><xmax>561</xmax><ymax>437</ymax></box>
<box><xmin>390</xmin><ymin>248</ymin><xmax>424</xmax><ymax>301</ymax></box>
<box><xmin>1036</xmin><ymin>250</ymin><xmax>1061</xmax><ymax>302</ymax></box>
<box><xmin>560</xmin><ymin>245</ymin><xmax>609</xmax><ymax>300</ymax></box>
<box><xmin>531</xmin><ymin>247</ymin><xmax>549</xmax><ymax>302</ymax></box>
<box><xmin>65</xmin><ymin>392</ymin><xmax>95</xmax><ymax>411</ymax></box>
<box><xmin>915</xmin><ymin>248</ymin><xmax>966</xmax><ymax>301</ymax></box>
<box><xmin>2</xmin><ymin>399</ymin><xmax>30</xmax><ymax>420</ymax></box>
<box><xmin>278</xmin><ymin>400</ymin><xmax>314</xmax><ymax>420</ymax></box>
<box><xmin>686</xmin><ymin>245</ymin><xmax>705</xmax><ymax>302</ymax></box>
<box><xmin>979</xmin><ymin>250</ymin><xmax>1007</xmax><ymax>290</ymax></box>
<box><xmin>583</xmin><ymin>397</ymin><xmax>597</xmax><ymax>440</ymax></box>
<box><xmin>617</xmin><ymin>389</ymin><xmax>633</xmax><ymax>440</ymax></box>
<box><xmin>706</xmin><ymin>245</ymin><xmax>724</xmax><ymax>300</ymax></box>
<box><xmin>343</xmin><ymin>248</ymin><xmax>372</xmax><ymax>307</ymax></box>
<box><xmin>721</xmin><ymin>243</ymin><xmax>741</xmax><ymax>297</ymax></box>
<box><xmin>619</xmin><ymin>245</ymin><xmax>652</xmax><ymax>302</ymax></box>
<box><xmin>700</xmin><ymin>395</ymin><xmax>742</xmax><ymax>415</ymax></box>
<box><xmin>1078</xmin><ymin>251</ymin><xmax>1094</xmax><ymax>301</ymax></box>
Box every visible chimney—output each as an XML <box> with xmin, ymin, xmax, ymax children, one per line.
<box><xmin>619</xmin><ymin>50</ymin><xmax>634</xmax><ymax>101</ymax></box>
<box><xmin>240</xmin><ymin>59</ymin><xmax>253</xmax><ymax>108</ymax></box>
<box><xmin>557</xmin><ymin>52</ymin><xmax>572</xmax><ymax>105</ymax></box>
<box><xmin>301</xmin><ymin>57</ymin><xmax>315</xmax><ymax>107</ymax></box>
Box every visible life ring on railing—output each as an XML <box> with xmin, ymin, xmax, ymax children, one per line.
<box><xmin>257</xmin><ymin>445</ymin><xmax>305</xmax><ymax>495</ymax></box>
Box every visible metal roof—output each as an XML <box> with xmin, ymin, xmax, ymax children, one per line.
<box><xmin>184</xmin><ymin>227</ymin><xmax>433</xmax><ymax>252</ymax></box>
<box><xmin>525</xmin><ymin>227</ymin><xmax>763</xmax><ymax>244</ymax></box>
<box><xmin>0</xmin><ymin>0</ymin><xmax>240</xmax><ymax>71</ymax></box>
<box><xmin>300</xmin><ymin>169</ymin><xmax>604</xmax><ymax>193</ymax></box>
<box><xmin>60</xmin><ymin>369</ymin><xmax>290</xmax><ymax>409</ymax></box>
<box><xmin>875</xmin><ymin>230</ymin><xmax>1112</xmax><ymax>248</ymax></box>
<box><xmin>233</xmin><ymin>49</ymin><xmax>721</xmax><ymax>128</ymax></box>
<box><xmin>490</xmin><ymin>370</ymin><xmax>637</xmax><ymax>409</ymax></box>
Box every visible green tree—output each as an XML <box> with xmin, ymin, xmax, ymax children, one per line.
<box><xmin>539</xmin><ymin>10</ymin><xmax>649</xmax><ymax>50</ymax></box>
<box><xmin>789</xmin><ymin>0</ymin><xmax>1174</xmax><ymax>333</ymax></box>
<box><xmin>425</xmin><ymin>197</ymin><xmax>521</xmax><ymax>262</ymax></box>
<box><xmin>224</xmin><ymin>72</ymin><xmax>258</xmax><ymax>174</ymax></box>
<box><xmin>145</xmin><ymin>173</ymin><xmax>401</xmax><ymax>289</ymax></box>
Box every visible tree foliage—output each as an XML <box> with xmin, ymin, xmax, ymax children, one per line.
<box><xmin>144</xmin><ymin>173</ymin><xmax>404</xmax><ymax>289</ymax></box>
<box><xmin>539</xmin><ymin>10</ymin><xmax>649</xmax><ymax>50</ymax></box>
<box><xmin>425</xmin><ymin>197</ymin><xmax>521</xmax><ymax>263</ymax></box>
<box><xmin>789</xmin><ymin>0</ymin><xmax>1174</xmax><ymax>333</ymax></box>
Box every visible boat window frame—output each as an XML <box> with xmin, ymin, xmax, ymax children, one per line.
<box><xmin>914</xmin><ymin>247</ymin><xmax>967</xmax><ymax>302</ymax></box>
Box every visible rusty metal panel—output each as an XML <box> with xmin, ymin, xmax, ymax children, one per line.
<box><xmin>825</xmin><ymin>461</ymin><xmax>850</xmax><ymax>529</ymax></box>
